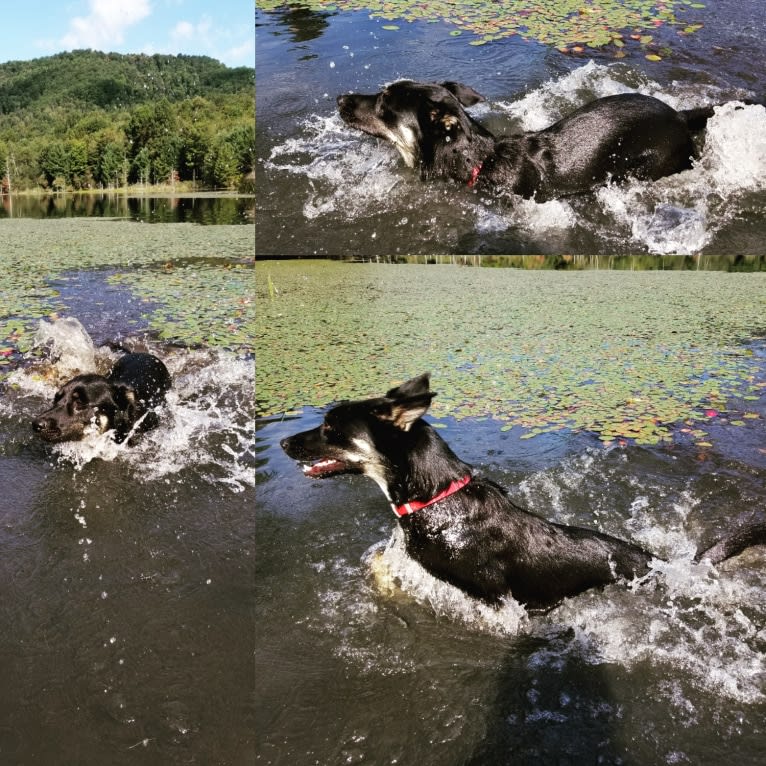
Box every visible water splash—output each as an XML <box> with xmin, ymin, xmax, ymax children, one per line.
<box><xmin>33</xmin><ymin>317</ymin><xmax>97</xmax><ymax>377</ymax></box>
<box><xmin>365</xmin><ymin>526</ymin><xmax>529</xmax><ymax>636</ymax></box>
<box><xmin>265</xmin><ymin>115</ymin><xmax>405</xmax><ymax>220</ymax></box>
<box><xmin>12</xmin><ymin>318</ymin><xmax>254</xmax><ymax>492</ymax></box>
<box><xmin>350</xmin><ymin>449</ymin><xmax>766</xmax><ymax>704</ymax></box>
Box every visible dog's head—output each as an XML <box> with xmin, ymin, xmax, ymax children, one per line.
<box><xmin>32</xmin><ymin>374</ymin><xmax>137</xmax><ymax>443</ymax></box>
<box><xmin>337</xmin><ymin>80</ymin><xmax>486</xmax><ymax>176</ymax></box>
<box><xmin>280</xmin><ymin>373</ymin><xmax>435</xmax><ymax>489</ymax></box>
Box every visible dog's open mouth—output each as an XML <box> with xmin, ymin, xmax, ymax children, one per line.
<box><xmin>302</xmin><ymin>459</ymin><xmax>349</xmax><ymax>478</ymax></box>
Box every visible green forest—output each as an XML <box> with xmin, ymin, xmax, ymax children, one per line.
<box><xmin>0</xmin><ymin>50</ymin><xmax>255</xmax><ymax>193</ymax></box>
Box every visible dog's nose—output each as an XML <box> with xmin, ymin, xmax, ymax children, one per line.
<box><xmin>279</xmin><ymin>437</ymin><xmax>290</xmax><ymax>451</ymax></box>
<box><xmin>32</xmin><ymin>416</ymin><xmax>60</xmax><ymax>434</ymax></box>
<box><xmin>336</xmin><ymin>94</ymin><xmax>348</xmax><ymax>108</ymax></box>
<box><xmin>32</xmin><ymin>417</ymin><xmax>50</xmax><ymax>433</ymax></box>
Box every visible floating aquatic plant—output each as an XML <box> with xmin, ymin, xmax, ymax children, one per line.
<box><xmin>0</xmin><ymin>219</ymin><xmax>254</xmax><ymax>373</ymax></box>
<box><xmin>256</xmin><ymin>261</ymin><xmax>765</xmax><ymax>448</ymax></box>
<box><xmin>257</xmin><ymin>0</ymin><xmax>706</xmax><ymax>55</ymax></box>
<box><xmin>108</xmin><ymin>263</ymin><xmax>253</xmax><ymax>351</ymax></box>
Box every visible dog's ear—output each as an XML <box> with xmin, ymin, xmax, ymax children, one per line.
<box><xmin>111</xmin><ymin>384</ymin><xmax>139</xmax><ymax>442</ymax></box>
<box><xmin>386</xmin><ymin>373</ymin><xmax>431</xmax><ymax>400</ymax></box>
<box><xmin>375</xmin><ymin>374</ymin><xmax>435</xmax><ymax>431</ymax></box>
<box><xmin>441</xmin><ymin>81</ymin><xmax>485</xmax><ymax>107</ymax></box>
<box><xmin>425</xmin><ymin>95</ymin><xmax>477</xmax><ymax>150</ymax></box>
<box><xmin>112</xmin><ymin>384</ymin><xmax>137</xmax><ymax>417</ymax></box>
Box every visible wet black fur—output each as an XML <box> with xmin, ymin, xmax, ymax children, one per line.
<box><xmin>282</xmin><ymin>374</ymin><xmax>766</xmax><ymax>610</ymax></box>
<box><xmin>32</xmin><ymin>353</ymin><xmax>171</xmax><ymax>444</ymax></box>
<box><xmin>337</xmin><ymin>80</ymin><xmax>716</xmax><ymax>201</ymax></box>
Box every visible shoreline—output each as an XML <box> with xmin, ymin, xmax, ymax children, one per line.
<box><xmin>2</xmin><ymin>187</ymin><xmax>254</xmax><ymax>199</ymax></box>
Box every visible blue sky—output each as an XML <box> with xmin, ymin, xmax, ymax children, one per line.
<box><xmin>1</xmin><ymin>0</ymin><xmax>254</xmax><ymax>67</ymax></box>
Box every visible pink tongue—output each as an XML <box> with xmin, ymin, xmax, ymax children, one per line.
<box><xmin>305</xmin><ymin>459</ymin><xmax>345</xmax><ymax>477</ymax></box>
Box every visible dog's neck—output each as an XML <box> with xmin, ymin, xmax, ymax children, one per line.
<box><xmin>422</xmin><ymin>130</ymin><xmax>495</xmax><ymax>187</ymax></box>
<box><xmin>391</xmin><ymin>473</ymin><xmax>472</xmax><ymax>517</ymax></box>
<box><xmin>461</xmin><ymin>133</ymin><xmax>496</xmax><ymax>186</ymax></box>
<box><xmin>375</xmin><ymin>421</ymin><xmax>473</xmax><ymax>511</ymax></box>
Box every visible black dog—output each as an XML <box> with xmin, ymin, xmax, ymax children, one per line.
<box><xmin>282</xmin><ymin>374</ymin><xmax>766</xmax><ymax>610</ymax></box>
<box><xmin>337</xmin><ymin>80</ymin><xmax>716</xmax><ymax>201</ymax></box>
<box><xmin>32</xmin><ymin>353</ymin><xmax>171</xmax><ymax>444</ymax></box>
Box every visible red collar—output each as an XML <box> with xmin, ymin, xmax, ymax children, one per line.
<box><xmin>392</xmin><ymin>475</ymin><xmax>472</xmax><ymax>518</ymax></box>
<box><xmin>467</xmin><ymin>163</ymin><xmax>483</xmax><ymax>188</ymax></box>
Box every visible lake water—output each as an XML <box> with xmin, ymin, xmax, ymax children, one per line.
<box><xmin>256</xmin><ymin>0</ymin><xmax>766</xmax><ymax>255</ymax></box>
<box><xmin>1</xmin><ymin>194</ymin><xmax>254</xmax><ymax>225</ymax></box>
<box><xmin>256</xmin><ymin>260</ymin><xmax>766</xmax><ymax>765</ymax></box>
<box><xmin>0</xmin><ymin>217</ymin><xmax>255</xmax><ymax>760</ymax></box>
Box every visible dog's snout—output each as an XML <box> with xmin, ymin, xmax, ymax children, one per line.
<box><xmin>32</xmin><ymin>416</ymin><xmax>56</xmax><ymax>434</ymax></box>
<box><xmin>336</xmin><ymin>94</ymin><xmax>350</xmax><ymax>109</ymax></box>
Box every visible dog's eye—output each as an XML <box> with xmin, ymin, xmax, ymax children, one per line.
<box><xmin>70</xmin><ymin>390</ymin><xmax>89</xmax><ymax>411</ymax></box>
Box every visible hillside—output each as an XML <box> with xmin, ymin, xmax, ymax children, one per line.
<box><xmin>0</xmin><ymin>50</ymin><xmax>254</xmax><ymax>192</ymax></box>
<box><xmin>0</xmin><ymin>50</ymin><xmax>253</xmax><ymax>112</ymax></box>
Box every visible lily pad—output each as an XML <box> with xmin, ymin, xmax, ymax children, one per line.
<box><xmin>258</xmin><ymin>0</ymin><xmax>707</xmax><ymax>52</ymax></box>
<box><xmin>256</xmin><ymin>261</ymin><xmax>766</xmax><ymax>450</ymax></box>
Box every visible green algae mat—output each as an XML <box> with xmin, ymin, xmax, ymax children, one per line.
<box><xmin>0</xmin><ymin>218</ymin><xmax>254</xmax><ymax>365</ymax></box>
<box><xmin>256</xmin><ymin>260</ymin><xmax>766</xmax><ymax>447</ymax></box>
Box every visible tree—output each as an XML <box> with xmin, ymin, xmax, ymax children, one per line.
<box><xmin>97</xmin><ymin>140</ymin><xmax>124</xmax><ymax>188</ymax></box>
<box><xmin>227</xmin><ymin>124</ymin><xmax>255</xmax><ymax>176</ymax></box>
<box><xmin>179</xmin><ymin>127</ymin><xmax>210</xmax><ymax>186</ymax></box>
<box><xmin>150</xmin><ymin>134</ymin><xmax>181</xmax><ymax>184</ymax></box>
<box><xmin>204</xmin><ymin>139</ymin><xmax>238</xmax><ymax>188</ymax></box>
<box><xmin>67</xmin><ymin>139</ymin><xmax>89</xmax><ymax>189</ymax></box>
<box><xmin>0</xmin><ymin>51</ymin><xmax>254</xmax><ymax>191</ymax></box>
<box><xmin>132</xmin><ymin>146</ymin><xmax>151</xmax><ymax>186</ymax></box>
<box><xmin>39</xmin><ymin>141</ymin><xmax>70</xmax><ymax>187</ymax></box>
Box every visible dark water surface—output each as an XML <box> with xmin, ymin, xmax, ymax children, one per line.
<box><xmin>256</xmin><ymin>1</ymin><xmax>766</xmax><ymax>255</ymax></box>
<box><xmin>0</xmin><ymin>220</ymin><xmax>255</xmax><ymax>763</ymax></box>
<box><xmin>0</xmin><ymin>320</ymin><xmax>255</xmax><ymax>761</ymax></box>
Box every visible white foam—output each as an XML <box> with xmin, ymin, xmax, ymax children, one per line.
<box><xmin>365</xmin><ymin>526</ymin><xmax>529</xmax><ymax>636</ymax></box>
<box><xmin>547</xmin><ymin>550</ymin><xmax>766</xmax><ymax>704</ymax></box>
<box><xmin>265</xmin><ymin>114</ymin><xmax>404</xmax><ymax>220</ymax></box>
<box><xmin>698</xmin><ymin>101</ymin><xmax>766</xmax><ymax>194</ymax></box>
<box><xmin>590</xmin><ymin>101</ymin><xmax>766</xmax><ymax>254</ymax></box>
<box><xmin>495</xmin><ymin>61</ymin><xmax>646</xmax><ymax>130</ymax></box>
<box><xmin>32</xmin><ymin>317</ymin><xmax>98</xmax><ymax>377</ymax></box>
<box><xmin>494</xmin><ymin>62</ymin><xmax>723</xmax><ymax>129</ymax></box>
<box><xmin>115</xmin><ymin>351</ymin><xmax>254</xmax><ymax>490</ymax></box>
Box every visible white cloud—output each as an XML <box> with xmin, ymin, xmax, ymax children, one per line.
<box><xmin>170</xmin><ymin>15</ymin><xmax>213</xmax><ymax>46</ymax></box>
<box><xmin>61</xmin><ymin>0</ymin><xmax>152</xmax><ymax>49</ymax></box>
<box><xmin>165</xmin><ymin>14</ymin><xmax>251</xmax><ymax>66</ymax></box>
<box><xmin>222</xmin><ymin>39</ymin><xmax>254</xmax><ymax>67</ymax></box>
<box><xmin>171</xmin><ymin>21</ymin><xmax>195</xmax><ymax>41</ymax></box>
